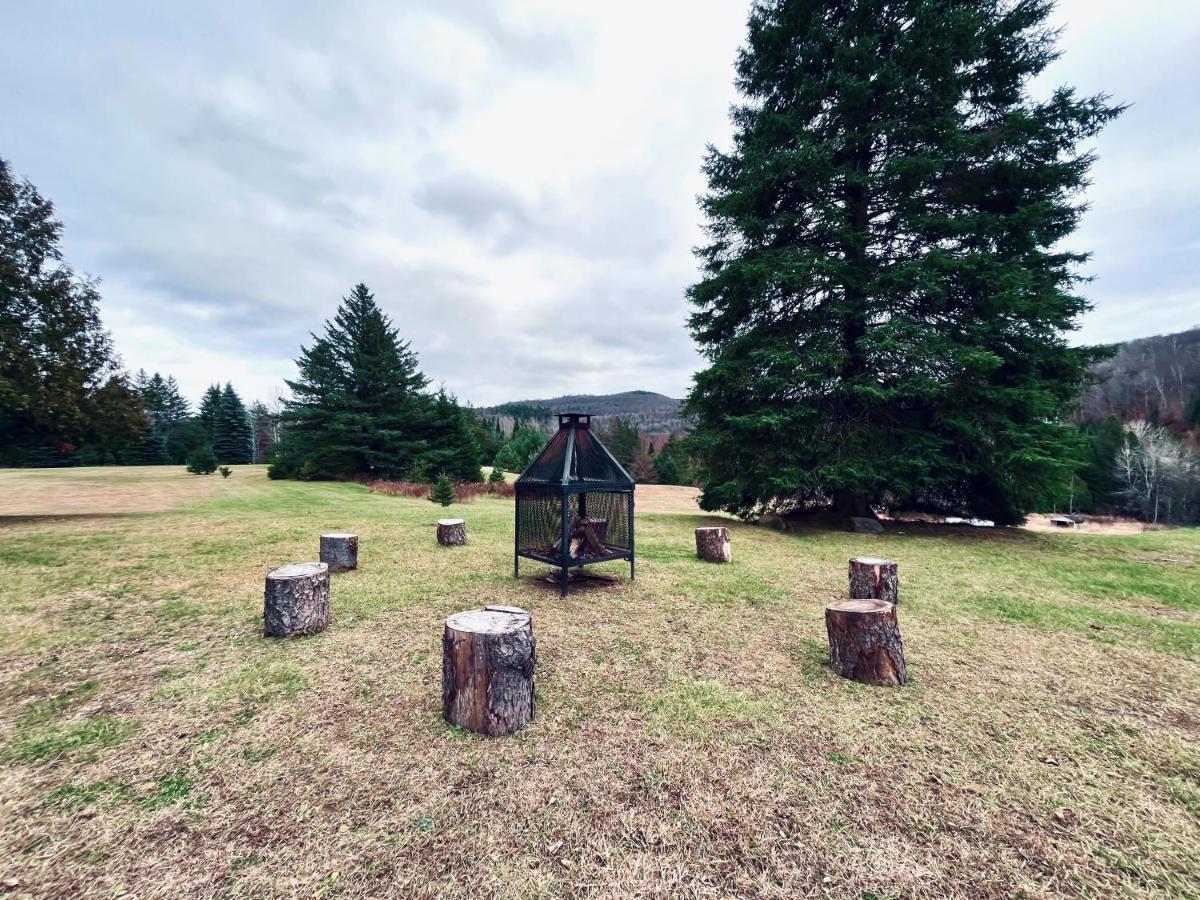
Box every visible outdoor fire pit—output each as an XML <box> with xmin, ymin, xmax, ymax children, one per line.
<box><xmin>514</xmin><ymin>413</ymin><xmax>635</xmax><ymax>595</ymax></box>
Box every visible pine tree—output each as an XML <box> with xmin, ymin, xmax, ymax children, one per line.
<box><xmin>686</xmin><ymin>0</ymin><xmax>1121</xmax><ymax>524</ymax></box>
<box><xmin>429</xmin><ymin>473</ymin><xmax>455</xmax><ymax>506</ymax></box>
<box><xmin>213</xmin><ymin>383</ymin><xmax>253</xmax><ymax>464</ymax></box>
<box><xmin>273</xmin><ymin>284</ymin><xmax>434</xmax><ymax>479</ymax></box>
<box><xmin>163</xmin><ymin>376</ymin><xmax>190</xmax><ymax>423</ymax></box>
<box><xmin>186</xmin><ymin>445</ymin><xmax>218</xmax><ymax>475</ymax></box>
<box><xmin>598</xmin><ymin>417</ymin><xmax>641</xmax><ymax>470</ymax></box>
<box><xmin>418</xmin><ymin>390</ymin><xmax>483</xmax><ymax>482</ymax></box>
<box><xmin>493</xmin><ymin>425</ymin><xmax>546</xmax><ymax>474</ymax></box>
<box><xmin>197</xmin><ymin>385</ymin><xmax>222</xmax><ymax>445</ymax></box>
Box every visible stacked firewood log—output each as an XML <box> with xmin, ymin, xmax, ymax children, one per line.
<box><xmin>552</xmin><ymin>517</ymin><xmax>610</xmax><ymax>559</ymax></box>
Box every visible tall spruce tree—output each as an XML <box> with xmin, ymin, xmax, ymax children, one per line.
<box><xmin>213</xmin><ymin>383</ymin><xmax>253</xmax><ymax>464</ymax></box>
<box><xmin>686</xmin><ymin>0</ymin><xmax>1121</xmax><ymax>524</ymax></box>
<box><xmin>273</xmin><ymin>283</ymin><xmax>431</xmax><ymax>479</ymax></box>
<box><xmin>197</xmin><ymin>385</ymin><xmax>222</xmax><ymax>445</ymax></box>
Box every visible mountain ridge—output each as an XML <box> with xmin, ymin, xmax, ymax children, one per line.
<box><xmin>476</xmin><ymin>390</ymin><xmax>688</xmax><ymax>436</ymax></box>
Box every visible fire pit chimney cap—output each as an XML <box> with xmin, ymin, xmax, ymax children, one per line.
<box><xmin>557</xmin><ymin>412</ymin><xmax>591</xmax><ymax>429</ymax></box>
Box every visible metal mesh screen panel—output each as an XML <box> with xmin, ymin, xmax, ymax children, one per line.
<box><xmin>516</xmin><ymin>486</ymin><xmax>562</xmax><ymax>554</ymax></box>
<box><xmin>516</xmin><ymin>488</ymin><xmax>632</xmax><ymax>559</ymax></box>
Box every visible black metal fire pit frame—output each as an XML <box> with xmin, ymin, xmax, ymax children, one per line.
<box><xmin>514</xmin><ymin>413</ymin><xmax>635</xmax><ymax>596</ymax></box>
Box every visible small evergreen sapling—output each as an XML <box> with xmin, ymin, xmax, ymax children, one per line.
<box><xmin>430</xmin><ymin>474</ymin><xmax>455</xmax><ymax>506</ymax></box>
<box><xmin>186</xmin><ymin>446</ymin><xmax>218</xmax><ymax>475</ymax></box>
<box><xmin>487</xmin><ymin>468</ymin><xmax>506</xmax><ymax>492</ymax></box>
<box><xmin>219</xmin><ymin>466</ymin><xmax>232</xmax><ymax>478</ymax></box>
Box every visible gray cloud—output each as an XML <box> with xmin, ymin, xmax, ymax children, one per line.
<box><xmin>0</xmin><ymin>0</ymin><xmax>1195</xmax><ymax>407</ymax></box>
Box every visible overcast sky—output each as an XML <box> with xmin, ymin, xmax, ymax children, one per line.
<box><xmin>3</xmin><ymin>1</ymin><xmax>1197</xmax><ymax>407</ymax></box>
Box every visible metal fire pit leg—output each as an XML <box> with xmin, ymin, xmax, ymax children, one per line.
<box><xmin>629</xmin><ymin>489</ymin><xmax>636</xmax><ymax>581</ymax></box>
<box><xmin>513</xmin><ymin>487</ymin><xmax>520</xmax><ymax>578</ymax></box>
<box><xmin>560</xmin><ymin>486</ymin><xmax>571</xmax><ymax>597</ymax></box>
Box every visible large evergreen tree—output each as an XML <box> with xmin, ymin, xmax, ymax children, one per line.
<box><xmin>686</xmin><ymin>0</ymin><xmax>1121</xmax><ymax>524</ymax></box>
<box><xmin>272</xmin><ymin>284</ymin><xmax>434</xmax><ymax>479</ymax></box>
<box><xmin>213</xmin><ymin>383</ymin><xmax>253</xmax><ymax>464</ymax></box>
<box><xmin>131</xmin><ymin>370</ymin><xmax>191</xmax><ymax>465</ymax></box>
<box><xmin>197</xmin><ymin>385</ymin><xmax>222</xmax><ymax>445</ymax></box>
<box><xmin>0</xmin><ymin>158</ymin><xmax>122</xmax><ymax>464</ymax></box>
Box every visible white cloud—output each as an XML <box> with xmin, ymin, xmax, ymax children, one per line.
<box><xmin>1</xmin><ymin>0</ymin><xmax>1195</xmax><ymax>406</ymax></box>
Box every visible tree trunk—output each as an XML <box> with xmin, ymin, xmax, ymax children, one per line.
<box><xmin>848</xmin><ymin>556</ymin><xmax>898</xmax><ymax>604</ymax></box>
<box><xmin>443</xmin><ymin>606</ymin><xmax>536</xmax><ymax>736</ymax></box>
<box><xmin>825</xmin><ymin>599</ymin><xmax>906</xmax><ymax>686</ymax></box>
<box><xmin>264</xmin><ymin>562</ymin><xmax>330</xmax><ymax>637</ymax></box>
<box><xmin>319</xmin><ymin>533</ymin><xmax>358</xmax><ymax>572</ymax></box>
<box><xmin>695</xmin><ymin>526</ymin><xmax>732</xmax><ymax>563</ymax></box>
<box><xmin>437</xmin><ymin>518</ymin><xmax>467</xmax><ymax>546</ymax></box>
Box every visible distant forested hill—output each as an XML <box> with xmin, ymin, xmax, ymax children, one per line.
<box><xmin>1077</xmin><ymin>327</ymin><xmax>1200</xmax><ymax>434</ymax></box>
<box><xmin>476</xmin><ymin>391</ymin><xmax>688</xmax><ymax>436</ymax></box>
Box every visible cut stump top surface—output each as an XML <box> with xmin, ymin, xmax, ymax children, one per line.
<box><xmin>438</xmin><ymin>518</ymin><xmax>465</xmax><ymax>526</ymax></box>
<box><xmin>696</xmin><ymin>526</ymin><xmax>728</xmax><ymax>534</ymax></box>
<box><xmin>321</xmin><ymin>532</ymin><xmax>357</xmax><ymax>539</ymax></box>
<box><xmin>446</xmin><ymin>607</ymin><xmax>530</xmax><ymax>635</ymax></box>
<box><xmin>851</xmin><ymin>556</ymin><xmax>896</xmax><ymax>566</ymax></box>
<box><xmin>827</xmin><ymin>599</ymin><xmax>894</xmax><ymax>615</ymax></box>
<box><xmin>268</xmin><ymin>562</ymin><xmax>328</xmax><ymax>580</ymax></box>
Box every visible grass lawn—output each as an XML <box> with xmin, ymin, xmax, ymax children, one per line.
<box><xmin>0</xmin><ymin>466</ymin><xmax>1197</xmax><ymax>898</ymax></box>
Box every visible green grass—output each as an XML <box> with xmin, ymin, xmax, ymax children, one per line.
<box><xmin>0</xmin><ymin>465</ymin><xmax>1197</xmax><ymax>897</ymax></box>
<box><xmin>6</xmin><ymin>715</ymin><xmax>137</xmax><ymax>763</ymax></box>
<box><xmin>644</xmin><ymin>676</ymin><xmax>785</xmax><ymax>742</ymax></box>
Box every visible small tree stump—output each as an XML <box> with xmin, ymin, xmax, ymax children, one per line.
<box><xmin>443</xmin><ymin>606</ymin><xmax>535</xmax><ymax>736</ymax></box>
<box><xmin>695</xmin><ymin>526</ymin><xmax>732</xmax><ymax>563</ymax></box>
<box><xmin>264</xmin><ymin>562</ymin><xmax>330</xmax><ymax>637</ymax></box>
<box><xmin>437</xmin><ymin>519</ymin><xmax>467</xmax><ymax>546</ymax></box>
<box><xmin>320</xmin><ymin>533</ymin><xmax>358</xmax><ymax>572</ymax></box>
<box><xmin>849</xmin><ymin>556</ymin><xmax>899</xmax><ymax>604</ymax></box>
<box><xmin>825</xmin><ymin>599</ymin><xmax>906</xmax><ymax>686</ymax></box>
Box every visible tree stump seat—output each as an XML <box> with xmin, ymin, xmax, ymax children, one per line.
<box><xmin>695</xmin><ymin>526</ymin><xmax>732</xmax><ymax>562</ymax></box>
<box><xmin>848</xmin><ymin>556</ymin><xmax>899</xmax><ymax>604</ymax></box>
<box><xmin>320</xmin><ymin>533</ymin><xmax>358</xmax><ymax>571</ymax></box>
<box><xmin>442</xmin><ymin>605</ymin><xmax>535</xmax><ymax>736</ymax></box>
<box><xmin>264</xmin><ymin>562</ymin><xmax>330</xmax><ymax>637</ymax></box>
<box><xmin>825</xmin><ymin>599</ymin><xmax>906</xmax><ymax>686</ymax></box>
<box><xmin>437</xmin><ymin>519</ymin><xmax>467</xmax><ymax>546</ymax></box>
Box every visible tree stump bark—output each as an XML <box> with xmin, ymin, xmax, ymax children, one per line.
<box><xmin>437</xmin><ymin>519</ymin><xmax>467</xmax><ymax>546</ymax></box>
<box><xmin>442</xmin><ymin>606</ymin><xmax>535</xmax><ymax>736</ymax></box>
<box><xmin>849</xmin><ymin>556</ymin><xmax>899</xmax><ymax>604</ymax></box>
<box><xmin>264</xmin><ymin>562</ymin><xmax>330</xmax><ymax>637</ymax></box>
<box><xmin>320</xmin><ymin>533</ymin><xmax>358</xmax><ymax>571</ymax></box>
<box><xmin>825</xmin><ymin>599</ymin><xmax>906</xmax><ymax>686</ymax></box>
<box><xmin>695</xmin><ymin>526</ymin><xmax>732</xmax><ymax>563</ymax></box>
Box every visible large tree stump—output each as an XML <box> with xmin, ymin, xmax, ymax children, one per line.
<box><xmin>825</xmin><ymin>599</ymin><xmax>906</xmax><ymax>686</ymax></box>
<box><xmin>849</xmin><ymin>556</ymin><xmax>899</xmax><ymax>604</ymax></box>
<box><xmin>442</xmin><ymin>606</ymin><xmax>535</xmax><ymax>736</ymax></box>
<box><xmin>695</xmin><ymin>526</ymin><xmax>732</xmax><ymax>563</ymax></box>
<box><xmin>264</xmin><ymin>562</ymin><xmax>330</xmax><ymax>637</ymax></box>
<box><xmin>320</xmin><ymin>533</ymin><xmax>358</xmax><ymax>572</ymax></box>
<box><xmin>437</xmin><ymin>519</ymin><xmax>467</xmax><ymax>546</ymax></box>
